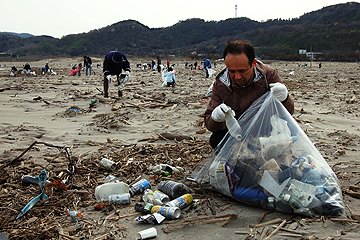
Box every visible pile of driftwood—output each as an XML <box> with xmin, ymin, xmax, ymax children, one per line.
<box><xmin>0</xmin><ymin>138</ymin><xmax>220</xmax><ymax>239</ymax></box>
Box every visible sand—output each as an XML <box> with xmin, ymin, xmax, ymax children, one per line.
<box><xmin>0</xmin><ymin>57</ymin><xmax>360</xmax><ymax>239</ymax></box>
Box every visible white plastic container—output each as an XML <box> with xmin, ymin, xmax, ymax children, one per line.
<box><xmin>94</xmin><ymin>181</ymin><xmax>129</xmax><ymax>201</ymax></box>
<box><xmin>259</xmin><ymin>134</ymin><xmax>297</xmax><ymax>148</ymax></box>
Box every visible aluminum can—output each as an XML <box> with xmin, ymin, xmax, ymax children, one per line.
<box><xmin>129</xmin><ymin>179</ymin><xmax>151</xmax><ymax>196</ymax></box>
<box><xmin>100</xmin><ymin>158</ymin><xmax>117</xmax><ymax>170</ymax></box>
<box><xmin>109</xmin><ymin>193</ymin><xmax>131</xmax><ymax>205</ymax></box>
<box><xmin>151</xmin><ymin>205</ymin><xmax>181</xmax><ymax>219</ymax></box>
<box><xmin>165</xmin><ymin>194</ymin><xmax>193</xmax><ymax>209</ymax></box>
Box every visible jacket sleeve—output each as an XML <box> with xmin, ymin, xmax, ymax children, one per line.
<box><xmin>204</xmin><ymin>80</ymin><xmax>227</xmax><ymax>133</ymax></box>
<box><xmin>103</xmin><ymin>56</ymin><xmax>111</xmax><ymax>76</ymax></box>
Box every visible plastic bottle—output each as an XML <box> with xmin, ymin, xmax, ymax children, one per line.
<box><xmin>157</xmin><ymin>181</ymin><xmax>189</xmax><ymax>200</ymax></box>
<box><xmin>233</xmin><ymin>187</ymin><xmax>268</xmax><ymax>202</ymax></box>
<box><xmin>100</xmin><ymin>158</ymin><xmax>117</xmax><ymax>170</ymax></box>
<box><xmin>266</xmin><ymin>197</ymin><xmax>275</xmax><ymax>210</ymax></box>
<box><xmin>151</xmin><ymin>205</ymin><xmax>181</xmax><ymax>219</ymax></box>
<box><xmin>224</xmin><ymin>110</ymin><xmax>242</xmax><ymax>141</ymax></box>
<box><xmin>109</xmin><ymin>193</ymin><xmax>131</xmax><ymax>205</ymax></box>
<box><xmin>150</xmin><ymin>164</ymin><xmax>184</xmax><ymax>176</ymax></box>
<box><xmin>142</xmin><ymin>189</ymin><xmax>163</xmax><ymax>205</ymax></box>
<box><xmin>166</xmin><ymin>193</ymin><xmax>193</xmax><ymax>209</ymax></box>
<box><xmin>21</xmin><ymin>175</ymin><xmax>51</xmax><ymax>186</ymax></box>
<box><xmin>94</xmin><ymin>181</ymin><xmax>129</xmax><ymax>201</ymax></box>
<box><xmin>259</xmin><ymin>134</ymin><xmax>297</xmax><ymax>148</ymax></box>
<box><xmin>129</xmin><ymin>179</ymin><xmax>151</xmax><ymax>196</ymax></box>
<box><xmin>281</xmin><ymin>194</ymin><xmax>303</xmax><ymax>209</ymax></box>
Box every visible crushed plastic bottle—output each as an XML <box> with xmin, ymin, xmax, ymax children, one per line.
<box><xmin>143</xmin><ymin>189</ymin><xmax>163</xmax><ymax>205</ymax></box>
<box><xmin>150</xmin><ymin>164</ymin><xmax>184</xmax><ymax>176</ymax></box>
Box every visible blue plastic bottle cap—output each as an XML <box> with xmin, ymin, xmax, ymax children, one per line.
<box><xmin>292</xmin><ymin>136</ymin><xmax>297</xmax><ymax>142</ymax></box>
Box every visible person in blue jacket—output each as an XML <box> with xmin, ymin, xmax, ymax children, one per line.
<box><xmin>203</xmin><ymin>58</ymin><xmax>212</xmax><ymax>78</ymax></box>
<box><xmin>163</xmin><ymin>67</ymin><xmax>176</xmax><ymax>87</ymax></box>
<box><xmin>103</xmin><ymin>51</ymin><xmax>131</xmax><ymax>98</ymax></box>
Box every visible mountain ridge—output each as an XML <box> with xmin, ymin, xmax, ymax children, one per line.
<box><xmin>1</xmin><ymin>2</ymin><xmax>359</xmax><ymax>61</ymax></box>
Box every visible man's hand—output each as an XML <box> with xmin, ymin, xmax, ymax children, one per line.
<box><xmin>269</xmin><ymin>82</ymin><xmax>288</xmax><ymax>102</ymax></box>
<box><xmin>211</xmin><ymin>103</ymin><xmax>234</xmax><ymax>123</ymax></box>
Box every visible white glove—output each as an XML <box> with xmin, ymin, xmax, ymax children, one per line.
<box><xmin>125</xmin><ymin>71</ymin><xmax>130</xmax><ymax>76</ymax></box>
<box><xmin>106</xmin><ymin>75</ymin><xmax>112</xmax><ymax>83</ymax></box>
<box><xmin>269</xmin><ymin>82</ymin><xmax>288</xmax><ymax>102</ymax></box>
<box><xmin>211</xmin><ymin>103</ymin><xmax>234</xmax><ymax>123</ymax></box>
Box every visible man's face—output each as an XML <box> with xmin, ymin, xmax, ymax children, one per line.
<box><xmin>224</xmin><ymin>53</ymin><xmax>257</xmax><ymax>86</ymax></box>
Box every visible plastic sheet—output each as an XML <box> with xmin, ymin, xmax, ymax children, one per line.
<box><xmin>192</xmin><ymin>92</ymin><xmax>344</xmax><ymax>217</ymax></box>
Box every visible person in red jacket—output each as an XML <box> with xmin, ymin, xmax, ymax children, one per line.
<box><xmin>204</xmin><ymin>39</ymin><xmax>294</xmax><ymax>149</ymax></box>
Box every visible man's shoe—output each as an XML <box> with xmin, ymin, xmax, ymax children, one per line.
<box><xmin>118</xmin><ymin>91</ymin><xmax>123</xmax><ymax>97</ymax></box>
<box><xmin>104</xmin><ymin>92</ymin><xmax>109</xmax><ymax>98</ymax></box>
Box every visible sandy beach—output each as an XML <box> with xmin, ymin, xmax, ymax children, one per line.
<box><xmin>0</xmin><ymin>57</ymin><xmax>360</xmax><ymax>239</ymax></box>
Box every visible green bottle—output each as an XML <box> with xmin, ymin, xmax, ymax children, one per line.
<box><xmin>281</xmin><ymin>194</ymin><xmax>303</xmax><ymax>209</ymax></box>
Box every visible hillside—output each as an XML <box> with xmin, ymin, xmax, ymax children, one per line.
<box><xmin>1</xmin><ymin>2</ymin><xmax>360</xmax><ymax>61</ymax></box>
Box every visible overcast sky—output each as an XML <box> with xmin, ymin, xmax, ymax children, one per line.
<box><xmin>1</xmin><ymin>0</ymin><xmax>357</xmax><ymax>38</ymax></box>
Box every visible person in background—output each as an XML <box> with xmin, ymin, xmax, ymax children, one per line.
<box><xmin>163</xmin><ymin>67</ymin><xmax>176</xmax><ymax>87</ymax></box>
<box><xmin>194</xmin><ymin>61</ymin><xmax>198</xmax><ymax>70</ymax></box>
<box><xmin>167</xmin><ymin>59</ymin><xmax>170</xmax><ymax>70</ymax></box>
<box><xmin>77</xmin><ymin>63</ymin><xmax>82</xmax><ymax>76</ymax></box>
<box><xmin>203</xmin><ymin>58</ymin><xmax>211</xmax><ymax>78</ymax></box>
<box><xmin>84</xmin><ymin>56</ymin><xmax>92</xmax><ymax>76</ymax></box>
<box><xmin>23</xmin><ymin>63</ymin><xmax>32</xmax><ymax>75</ymax></box>
<box><xmin>41</xmin><ymin>63</ymin><xmax>49</xmax><ymax>75</ymax></box>
<box><xmin>157</xmin><ymin>57</ymin><xmax>161</xmax><ymax>73</ymax></box>
<box><xmin>103</xmin><ymin>51</ymin><xmax>131</xmax><ymax>98</ymax></box>
<box><xmin>204</xmin><ymin>39</ymin><xmax>294</xmax><ymax>149</ymax></box>
<box><xmin>70</xmin><ymin>63</ymin><xmax>82</xmax><ymax>76</ymax></box>
<box><xmin>151</xmin><ymin>60</ymin><xmax>156</xmax><ymax>70</ymax></box>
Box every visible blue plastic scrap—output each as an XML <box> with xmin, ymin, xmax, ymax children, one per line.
<box><xmin>16</xmin><ymin>169</ymin><xmax>49</xmax><ymax>220</ymax></box>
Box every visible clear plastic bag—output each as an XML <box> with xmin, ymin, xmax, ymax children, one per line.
<box><xmin>192</xmin><ymin>92</ymin><xmax>344</xmax><ymax>217</ymax></box>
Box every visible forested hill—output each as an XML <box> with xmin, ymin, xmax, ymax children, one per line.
<box><xmin>1</xmin><ymin>2</ymin><xmax>359</xmax><ymax>61</ymax></box>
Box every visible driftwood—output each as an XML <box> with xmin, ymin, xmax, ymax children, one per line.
<box><xmin>163</xmin><ymin>214</ymin><xmax>237</xmax><ymax>233</ymax></box>
<box><xmin>249</xmin><ymin>218</ymin><xmax>282</xmax><ymax>228</ymax></box>
<box><xmin>158</xmin><ymin>132</ymin><xmax>193</xmax><ymax>141</ymax></box>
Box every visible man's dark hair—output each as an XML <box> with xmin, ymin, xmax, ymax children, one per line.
<box><xmin>222</xmin><ymin>39</ymin><xmax>255</xmax><ymax>66</ymax></box>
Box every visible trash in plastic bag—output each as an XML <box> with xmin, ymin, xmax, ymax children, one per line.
<box><xmin>206</xmin><ymin>81</ymin><xmax>214</xmax><ymax>97</ymax></box>
<box><xmin>192</xmin><ymin>91</ymin><xmax>344</xmax><ymax>217</ymax></box>
<box><xmin>208</xmin><ymin>68</ymin><xmax>216</xmax><ymax>78</ymax></box>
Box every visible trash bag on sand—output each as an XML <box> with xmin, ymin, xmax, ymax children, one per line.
<box><xmin>192</xmin><ymin>92</ymin><xmax>344</xmax><ymax>217</ymax></box>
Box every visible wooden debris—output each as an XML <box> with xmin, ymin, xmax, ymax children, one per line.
<box><xmin>249</xmin><ymin>218</ymin><xmax>282</xmax><ymax>228</ymax></box>
<box><xmin>263</xmin><ymin>219</ymin><xmax>287</xmax><ymax>240</ymax></box>
<box><xmin>163</xmin><ymin>214</ymin><xmax>237</xmax><ymax>233</ymax></box>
